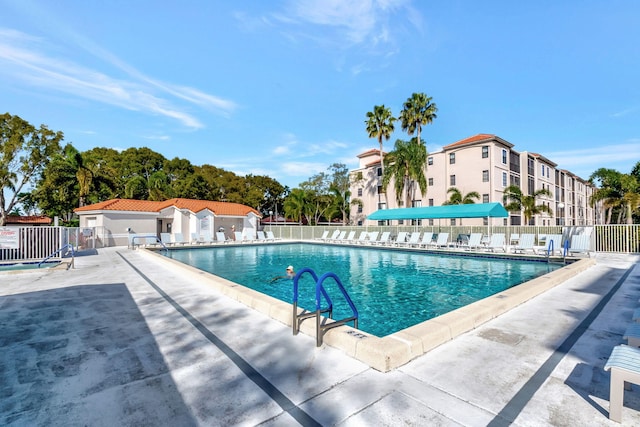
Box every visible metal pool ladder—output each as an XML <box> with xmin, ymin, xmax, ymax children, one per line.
<box><xmin>292</xmin><ymin>267</ymin><xmax>359</xmax><ymax>347</ymax></box>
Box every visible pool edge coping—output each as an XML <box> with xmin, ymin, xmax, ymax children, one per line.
<box><xmin>135</xmin><ymin>246</ymin><xmax>596</xmax><ymax>372</ymax></box>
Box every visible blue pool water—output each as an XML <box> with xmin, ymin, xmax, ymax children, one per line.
<box><xmin>167</xmin><ymin>243</ymin><xmax>559</xmax><ymax>337</ymax></box>
<box><xmin>0</xmin><ymin>261</ymin><xmax>60</xmax><ymax>271</ymax></box>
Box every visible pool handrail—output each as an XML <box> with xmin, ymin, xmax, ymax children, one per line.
<box><xmin>315</xmin><ymin>271</ymin><xmax>359</xmax><ymax>347</ymax></box>
<box><xmin>292</xmin><ymin>267</ymin><xmax>333</xmax><ymax>335</ymax></box>
<box><xmin>39</xmin><ymin>243</ymin><xmax>75</xmax><ymax>269</ymax></box>
<box><xmin>131</xmin><ymin>235</ymin><xmax>169</xmax><ymax>254</ymax></box>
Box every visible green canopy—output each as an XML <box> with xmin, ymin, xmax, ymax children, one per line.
<box><xmin>367</xmin><ymin>202</ymin><xmax>508</xmax><ymax>220</ymax></box>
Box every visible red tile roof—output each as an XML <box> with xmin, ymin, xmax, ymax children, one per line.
<box><xmin>357</xmin><ymin>148</ymin><xmax>382</xmax><ymax>158</ymax></box>
<box><xmin>74</xmin><ymin>198</ymin><xmax>261</xmax><ymax>217</ymax></box>
<box><xmin>443</xmin><ymin>134</ymin><xmax>497</xmax><ymax>149</ymax></box>
<box><xmin>5</xmin><ymin>215</ymin><xmax>53</xmax><ymax>225</ymax></box>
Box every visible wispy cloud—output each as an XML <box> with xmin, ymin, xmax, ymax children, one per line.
<box><xmin>610</xmin><ymin>107</ymin><xmax>637</xmax><ymax>118</ymax></box>
<box><xmin>273</xmin><ymin>0</ymin><xmax>415</xmax><ymax>49</ymax></box>
<box><xmin>546</xmin><ymin>141</ymin><xmax>640</xmax><ymax>173</ymax></box>
<box><xmin>0</xmin><ymin>28</ymin><xmax>236</xmax><ymax>128</ymax></box>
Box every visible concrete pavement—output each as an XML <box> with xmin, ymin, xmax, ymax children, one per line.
<box><xmin>1</xmin><ymin>247</ymin><xmax>639</xmax><ymax>426</ymax></box>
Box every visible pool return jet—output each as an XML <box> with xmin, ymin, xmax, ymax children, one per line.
<box><xmin>292</xmin><ymin>267</ymin><xmax>359</xmax><ymax>347</ymax></box>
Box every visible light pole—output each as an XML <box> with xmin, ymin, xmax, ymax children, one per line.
<box><xmin>269</xmin><ymin>210</ymin><xmax>273</xmax><ymax>227</ymax></box>
<box><xmin>557</xmin><ymin>202</ymin><xmax>565</xmax><ymax>226</ymax></box>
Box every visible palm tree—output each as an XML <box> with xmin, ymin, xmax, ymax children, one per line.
<box><xmin>503</xmin><ymin>185</ymin><xmax>552</xmax><ymax>225</ymax></box>
<box><xmin>365</xmin><ymin>105</ymin><xmax>396</xmax><ymax>175</ymax></box>
<box><xmin>590</xmin><ymin>168</ymin><xmax>624</xmax><ymax>224</ymax></box>
<box><xmin>283</xmin><ymin>188</ymin><xmax>308</xmax><ymax>224</ymax></box>
<box><xmin>382</xmin><ymin>138</ymin><xmax>428</xmax><ymax>208</ymax></box>
<box><xmin>442</xmin><ymin>187</ymin><xmax>480</xmax><ymax>205</ymax></box>
<box><xmin>398</xmin><ymin>93</ymin><xmax>437</xmax><ymax>145</ymax></box>
<box><xmin>620</xmin><ymin>174</ymin><xmax>640</xmax><ymax>224</ymax></box>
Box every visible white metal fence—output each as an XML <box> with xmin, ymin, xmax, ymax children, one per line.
<box><xmin>1</xmin><ymin>224</ymin><xmax>638</xmax><ymax>263</ymax></box>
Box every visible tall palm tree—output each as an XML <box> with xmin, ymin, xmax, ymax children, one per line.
<box><xmin>442</xmin><ymin>187</ymin><xmax>480</xmax><ymax>205</ymax></box>
<box><xmin>382</xmin><ymin>138</ymin><xmax>428</xmax><ymax>208</ymax></box>
<box><xmin>398</xmin><ymin>93</ymin><xmax>437</xmax><ymax>145</ymax></box>
<box><xmin>365</xmin><ymin>105</ymin><xmax>396</xmax><ymax>175</ymax></box>
<box><xmin>590</xmin><ymin>168</ymin><xmax>624</xmax><ymax>224</ymax></box>
<box><xmin>620</xmin><ymin>174</ymin><xmax>640</xmax><ymax>224</ymax></box>
<box><xmin>283</xmin><ymin>188</ymin><xmax>308</xmax><ymax>224</ymax></box>
<box><xmin>503</xmin><ymin>185</ymin><xmax>552</xmax><ymax>225</ymax></box>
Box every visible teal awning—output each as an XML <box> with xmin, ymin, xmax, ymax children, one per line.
<box><xmin>367</xmin><ymin>202</ymin><xmax>509</xmax><ymax>220</ymax></box>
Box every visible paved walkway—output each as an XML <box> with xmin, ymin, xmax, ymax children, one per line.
<box><xmin>1</xmin><ymin>247</ymin><xmax>639</xmax><ymax>426</ymax></box>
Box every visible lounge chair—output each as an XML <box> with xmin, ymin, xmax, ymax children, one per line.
<box><xmin>604</xmin><ymin>345</ymin><xmax>640</xmax><ymax>422</ymax></box>
<box><xmin>326</xmin><ymin>230</ymin><xmax>340</xmax><ymax>242</ymax></box>
<box><xmin>537</xmin><ymin>234</ymin><xmax>563</xmax><ymax>255</ymax></box>
<box><xmin>316</xmin><ymin>230</ymin><xmax>329</xmax><ymax>241</ymax></box>
<box><xmin>511</xmin><ymin>233</ymin><xmax>535</xmax><ymax>254</ymax></box>
<box><xmin>215</xmin><ymin>231</ymin><xmax>231</xmax><ymax>243</ymax></box>
<box><xmin>372</xmin><ymin>231</ymin><xmax>391</xmax><ymax>245</ymax></box>
<box><xmin>418</xmin><ymin>232</ymin><xmax>434</xmax><ymax>248</ymax></box>
<box><xmin>266</xmin><ymin>231</ymin><xmax>280</xmax><ymax>241</ymax></box>
<box><xmin>330</xmin><ymin>231</ymin><xmax>347</xmax><ymax>243</ymax></box>
<box><xmin>509</xmin><ymin>233</ymin><xmax>520</xmax><ymax>246</ymax></box>
<box><xmin>568</xmin><ymin>234</ymin><xmax>591</xmax><ymax>257</ymax></box>
<box><xmin>161</xmin><ymin>232</ymin><xmax>172</xmax><ymax>246</ymax></box>
<box><xmin>234</xmin><ymin>231</ymin><xmax>245</xmax><ymax>242</ymax></box>
<box><xmin>256</xmin><ymin>231</ymin><xmax>267</xmax><ymax>242</ymax></box>
<box><xmin>404</xmin><ymin>232</ymin><xmax>421</xmax><ymax>247</ymax></box>
<box><xmin>463</xmin><ymin>233</ymin><xmax>483</xmax><ymax>250</ymax></box>
<box><xmin>430</xmin><ymin>232</ymin><xmax>450</xmax><ymax>249</ymax></box>
<box><xmin>393</xmin><ymin>232</ymin><xmax>408</xmax><ymax>246</ymax></box>
<box><xmin>201</xmin><ymin>232</ymin><xmax>214</xmax><ymax>245</ymax></box>
<box><xmin>172</xmin><ymin>233</ymin><xmax>187</xmax><ymax>246</ymax></box>
<box><xmin>191</xmin><ymin>232</ymin><xmax>204</xmax><ymax>245</ymax></box>
<box><xmin>366</xmin><ymin>231</ymin><xmax>380</xmax><ymax>244</ymax></box>
<box><xmin>344</xmin><ymin>231</ymin><xmax>356</xmax><ymax>243</ymax></box>
<box><xmin>484</xmin><ymin>233</ymin><xmax>506</xmax><ymax>252</ymax></box>
<box><xmin>353</xmin><ymin>231</ymin><xmax>369</xmax><ymax>244</ymax></box>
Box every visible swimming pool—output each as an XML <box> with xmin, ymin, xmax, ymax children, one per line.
<box><xmin>0</xmin><ymin>261</ymin><xmax>61</xmax><ymax>272</ymax></box>
<box><xmin>167</xmin><ymin>243</ymin><xmax>559</xmax><ymax>337</ymax></box>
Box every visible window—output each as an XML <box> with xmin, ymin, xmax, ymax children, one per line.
<box><xmin>483</xmin><ymin>218</ymin><xmax>488</xmax><ymax>226</ymax></box>
<box><xmin>483</xmin><ymin>194</ymin><xmax>489</xmax><ymax>203</ymax></box>
<box><xmin>449</xmin><ymin>153</ymin><xmax>455</xmax><ymax>164</ymax></box>
<box><xmin>428</xmin><ymin>198</ymin><xmax>434</xmax><ymax>206</ymax></box>
<box><xmin>450</xmin><ymin>219</ymin><xmax>456</xmax><ymax>226</ymax></box>
<box><xmin>428</xmin><ymin>178</ymin><xmax>434</xmax><ymax>186</ymax></box>
<box><xmin>541</xmin><ymin>165</ymin><xmax>545</xmax><ymax>176</ymax></box>
<box><xmin>502</xmin><ymin>172</ymin><xmax>507</xmax><ymax>187</ymax></box>
<box><xmin>482</xmin><ymin>170</ymin><xmax>489</xmax><ymax>182</ymax></box>
<box><xmin>377</xmin><ymin>167</ymin><xmax>382</xmax><ymax>177</ymax></box>
<box><xmin>482</xmin><ymin>146</ymin><xmax>489</xmax><ymax>158</ymax></box>
<box><xmin>377</xmin><ymin>185</ymin><xmax>383</xmax><ymax>194</ymax></box>
<box><xmin>356</xmin><ymin>171</ymin><xmax>363</xmax><ymax>180</ymax></box>
<box><xmin>502</xmin><ymin>149</ymin><xmax>507</xmax><ymax>164</ymax></box>
<box><xmin>428</xmin><ymin>219</ymin><xmax>434</xmax><ymax>226</ymax></box>
<box><xmin>428</xmin><ymin>156</ymin><xmax>433</xmax><ymax>165</ymax></box>
<box><xmin>357</xmin><ymin>205</ymin><xmax>362</xmax><ymax>213</ymax></box>
<box><xmin>528</xmin><ymin>177</ymin><xmax>535</xmax><ymax>194</ymax></box>
<box><xmin>357</xmin><ymin>188</ymin><xmax>362</xmax><ymax>197</ymax></box>
<box><xmin>450</xmin><ymin>175</ymin><xmax>456</xmax><ymax>186</ymax></box>
<box><xmin>412</xmin><ymin>200</ymin><xmax>422</xmax><ymax>207</ymax></box>
<box><xmin>378</xmin><ymin>202</ymin><xmax>386</xmax><ymax>209</ymax></box>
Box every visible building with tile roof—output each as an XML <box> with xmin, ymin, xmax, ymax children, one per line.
<box><xmin>350</xmin><ymin>134</ymin><xmax>596</xmax><ymax>227</ymax></box>
<box><xmin>74</xmin><ymin>198</ymin><xmax>261</xmax><ymax>246</ymax></box>
<box><xmin>5</xmin><ymin>215</ymin><xmax>53</xmax><ymax>226</ymax></box>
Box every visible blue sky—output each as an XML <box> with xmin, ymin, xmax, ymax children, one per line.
<box><xmin>1</xmin><ymin>0</ymin><xmax>639</xmax><ymax>189</ymax></box>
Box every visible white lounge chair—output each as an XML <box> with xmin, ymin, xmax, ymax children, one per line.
<box><xmin>511</xmin><ymin>233</ymin><xmax>535</xmax><ymax>254</ymax></box>
<box><xmin>191</xmin><ymin>232</ymin><xmax>204</xmax><ymax>245</ymax></box>
<box><xmin>234</xmin><ymin>231</ymin><xmax>247</xmax><ymax>242</ymax></box>
<box><xmin>353</xmin><ymin>231</ymin><xmax>369</xmax><ymax>244</ymax></box>
<box><xmin>160</xmin><ymin>232</ymin><xmax>172</xmax><ymax>246</ymax></box>
<box><xmin>485</xmin><ymin>233</ymin><xmax>506</xmax><ymax>252</ymax></box>
<box><xmin>393</xmin><ymin>232</ymin><xmax>408</xmax><ymax>246</ymax></box>
<box><xmin>344</xmin><ymin>231</ymin><xmax>356</xmax><ymax>243</ymax></box>
<box><xmin>418</xmin><ymin>232</ymin><xmax>434</xmax><ymax>248</ymax></box>
<box><xmin>326</xmin><ymin>230</ymin><xmax>340</xmax><ymax>242</ymax></box>
<box><xmin>330</xmin><ymin>231</ymin><xmax>347</xmax><ymax>243</ymax></box>
<box><xmin>604</xmin><ymin>345</ymin><xmax>640</xmax><ymax>423</ymax></box>
<box><xmin>172</xmin><ymin>233</ymin><xmax>187</xmax><ymax>246</ymax></box>
<box><xmin>256</xmin><ymin>231</ymin><xmax>267</xmax><ymax>242</ymax></box>
<box><xmin>568</xmin><ymin>234</ymin><xmax>591</xmax><ymax>257</ymax></box>
<box><xmin>463</xmin><ymin>233</ymin><xmax>483</xmax><ymax>250</ymax></box>
<box><xmin>366</xmin><ymin>231</ymin><xmax>380</xmax><ymax>244</ymax></box>
<box><xmin>404</xmin><ymin>232</ymin><xmax>421</xmax><ymax>247</ymax></box>
<box><xmin>372</xmin><ymin>231</ymin><xmax>391</xmax><ymax>245</ymax></box>
<box><xmin>201</xmin><ymin>232</ymin><xmax>214</xmax><ymax>244</ymax></box>
<box><xmin>216</xmin><ymin>231</ymin><xmax>230</xmax><ymax>243</ymax></box>
<box><xmin>537</xmin><ymin>234</ymin><xmax>563</xmax><ymax>255</ymax></box>
<box><xmin>316</xmin><ymin>230</ymin><xmax>329</xmax><ymax>241</ymax></box>
<box><xmin>430</xmin><ymin>232</ymin><xmax>449</xmax><ymax>249</ymax></box>
<box><xmin>266</xmin><ymin>231</ymin><xmax>280</xmax><ymax>241</ymax></box>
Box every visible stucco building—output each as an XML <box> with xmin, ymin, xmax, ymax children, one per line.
<box><xmin>350</xmin><ymin>134</ymin><xmax>596</xmax><ymax>227</ymax></box>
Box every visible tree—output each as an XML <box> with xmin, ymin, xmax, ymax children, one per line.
<box><xmin>283</xmin><ymin>188</ymin><xmax>309</xmax><ymax>224</ymax></box>
<box><xmin>382</xmin><ymin>138</ymin><xmax>428</xmax><ymax>208</ymax></box>
<box><xmin>503</xmin><ymin>185</ymin><xmax>552</xmax><ymax>225</ymax></box>
<box><xmin>443</xmin><ymin>187</ymin><xmax>480</xmax><ymax>205</ymax></box>
<box><xmin>398</xmin><ymin>93</ymin><xmax>437</xmax><ymax>145</ymax></box>
<box><xmin>590</xmin><ymin>168</ymin><xmax>626</xmax><ymax>224</ymax></box>
<box><xmin>365</xmin><ymin>105</ymin><xmax>395</xmax><ymax>175</ymax></box>
<box><xmin>0</xmin><ymin>113</ymin><xmax>63</xmax><ymax>225</ymax></box>
<box><xmin>620</xmin><ymin>173</ymin><xmax>640</xmax><ymax>224</ymax></box>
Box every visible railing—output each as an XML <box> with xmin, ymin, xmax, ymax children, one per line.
<box><xmin>267</xmin><ymin>224</ymin><xmax>640</xmax><ymax>254</ymax></box>
<box><xmin>39</xmin><ymin>244</ymin><xmax>75</xmax><ymax>268</ymax></box>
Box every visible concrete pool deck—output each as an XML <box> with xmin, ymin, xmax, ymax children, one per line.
<box><xmin>1</xmin><ymin>246</ymin><xmax>640</xmax><ymax>425</ymax></box>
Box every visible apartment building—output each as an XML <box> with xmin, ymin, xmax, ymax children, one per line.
<box><xmin>350</xmin><ymin>134</ymin><xmax>596</xmax><ymax>226</ymax></box>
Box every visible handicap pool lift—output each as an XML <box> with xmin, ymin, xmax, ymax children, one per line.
<box><xmin>292</xmin><ymin>267</ymin><xmax>359</xmax><ymax>347</ymax></box>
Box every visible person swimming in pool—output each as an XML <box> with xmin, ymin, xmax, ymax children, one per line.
<box><xmin>270</xmin><ymin>265</ymin><xmax>295</xmax><ymax>283</ymax></box>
